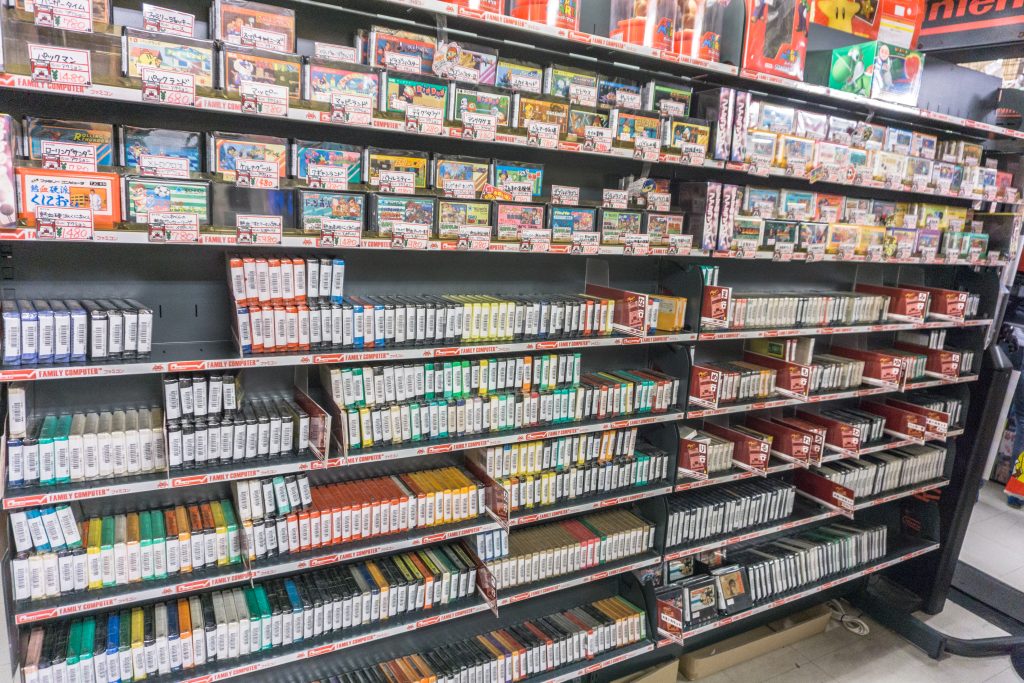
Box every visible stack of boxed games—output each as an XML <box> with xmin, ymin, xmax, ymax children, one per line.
<box><xmin>162</xmin><ymin>372</ymin><xmax>312</xmax><ymax>470</ymax></box>
<box><xmin>231</xmin><ymin>467</ymin><xmax>487</xmax><ymax>560</ymax></box>
<box><xmin>809</xmin><ymin>444</ymin><xmax>946</xmax><ymax>498</ymax></box>
<box><xmin>8</xmin><ymin>499</ymin><xmax>241</xmax><ymax>602</ymax></box>
<box><xmin>464</xmin><ymin>427</ymin><xmax>671</xmax><ymax>512</ymax></box>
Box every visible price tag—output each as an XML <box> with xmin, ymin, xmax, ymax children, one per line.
<box><xmin>623</xmin><ymin>233</ymin><xmax>650</xmax><ymax>255</ymax></box>
<box><xmin>240</xmin><ymin>25</ymin><xmax>289</xmax><ymax>52</ymax></box>
<box><xmin>35</xmin><ymin>206</ymin><xmax>93</xmax><ymax>240</ymax></box>
<box><xmin>236</xmin><ymin>215</ymin><xmax>282</xmax><ymax>244</ymax></box>
<box><xmin>806</xmin><ymin>244</ymin><xmax>826</xmax><ymax>262</ymax></box>
<box><xmin>461</xmin><ymin>112</ymin><xmax>496</xmax><ymax>141</ymax></box>
<box><xmin>679</xmin><ymin>150</ymin><xmax>706</xmax><ymax>165</ymax></box>
<box><xmin>235</xmin><ymin>159</ymin><xmax>280</xmax><ymax>189</ymax></box>
<box><xmin>502</xmin><ymin>182</ymin><xmax>533</xmax><ymax>203</ymax></box>
<box><xmin>583</xmin><ymin>126</ymin><xmax>612</xmax><ymax>153</ymax></box>
<box><xmin>405</xmin><ymin>105</ymin><xmax>444</xmax><ymax>135</ymax></box>
<box><xmin>773</xmin><ymin>242</ymin><xmax>794</xmax><ymax>261</ymax></box>
<box><xmin>34</xmin><ymin>0</ymin><xmax>91</xmax><ymax>32</ymax></box>
<box><xmin>551</xmin><ymin>185</ymin><xmax>580</xmax><ymax>206</ymax></box>
<box><xmin>39</xmin><ymin>140</ymin><xmax>96</xmax><ymax>172</ymax></box>
<box><xmin>988</xmin><ymin>250</ymin><xmax>1003</xmax><ymax>265</ymax></box>
<box><xmin>137</xmin><ymin>154</ymin><xmax>190</xmax><ymax>179</ymax></box>
<box><xmin>29</xmin><ymin>44</ymin><xmax>91</xmax><ymax>85</ymax></box>
<box><xmin>649</xmin><ymin>192</ymin><xmax>671</xmax><ymax>212</ymax></box>
<box><xmin>945</xmin><ymin>249</ymin><xmax>960</xmax><ymax>264</ymax></box>
<box><xmin>896</xmin><ymin>246</ymin><xmax>913</xmax><ymax>260</ymax></box>
<box><xmin>667</xmin><ymin>234</ymin><xmax>693</xmax><ymax>256</ymax></box>
<box><xmin>633</xmin><ymin>137</ymin><xmax>661</xmax><ymax>161</ymax></box>
<box><xmin>984</xmin><ymin>188</ymin><xmax>998</xmax><ymax>202</ymax></box>
<box><xmin>867</xmin><ymin>244</ymin><xmax>884</xmax><ymax>262</ymax></box>
<box><xmin>603</xmin><ymin>189</ymin><xmax>628</xmax><ymax>209</ymax></box>
<box><xmin>736</xmin><ymin>239</ymin><xmax>758</xmax><ymax>259</ymax></box>
<box><xmin>142</xmin><ymin>4</ymin><xmax>194</xmax><ymax>37</ymax></box>
<box><xmin>391</xmin><ymin>223</ymin><xmax>431</xmax><ymax>250</ymax></box>
<box><xmin>787</xmin><ymin>162</ymin><xmax>808</xmax><ymax>178</ymax></box>
<box><xmin>919</xmin><ymin>246</ymin><xmax>937</xmax><ymax>262</ymax></box>
<box><xmin>378</xmin><ymin>171</ymin><xmax>416</xmax><ymax>194</ymax></box>
<box><xmin>839</xmin><ymin>244</ymin><xmax>856</xmax><ymax>260</ymax></box>
<box><xmin>140</xmin><ymin>68</ymin><xmax>195</xmax><ymax>106</ymax></box>
<box><xmin>570</xmin><ymin>231</ymin><xmax>600</xmax><ymax>254</ymax></box>
<box><xmin>239</xmin><ymin>81</ymin><xmax>289</xmax><ymax>117</ymax></box>
<box><xmin>319</xmin><ymin>218</ymin><xmax>361</xmax><ymax>247</ymax></box>
<box><xmin>968</xmin><ymin>246</ymin><xmax>985</xmax><ymax>263</ymax></box>
<box><xmin>748</xmin><ymin>155</ymin><xmax>771</xmax><ymax>177</ymax></box>
<box><xmin>519</xmin><ymin>228</ymin><xmax>552</xmax><ymax>252</ymax></box>
<box><xmin>148</xmin><ymin>212</ymin><xmax>199</xmax><ymax>242</ymax></box>
<box><xmin>456</xmin><ymin>225</ymin><xmax>491</xmax><ymax>251</ymax></box>
<box><xmin>960</xmin><ymin>182</ymin><xmax>975</xmax><ymax>198</ymax></box>
<box><xmin>509</xmin><ymin>72</ymin><xmax>542</xmax><ymax>92</ymax></box>
<box><xmin>307</xmin><ymin>163</ymin><xmax>349</xmax><ymax>191</ymax></box>
<box><xmin>912</xmin><ymin>179</ymin><xmax>929</xmax><ymax>193</ymax></box>
<box><xmin>330</xmin><ymin>93</ymin><xmax>373</xmax><ymax>126</ymax></box>
<box><xmin>383</xmin><ymin>52</ymin><xmax>422</xmax><ymax>73</ymax></box>
<box><xmin>526</xmin><ymin>121</ymin><xmax>559</xmax><ymax>148</ymax></box>
<box><xmin>660</xmin><ymin>100</ymin><xmax>688</xmax><ymax>117</ymax></box>
<box><xmin>568</xmin><ymin>82</ymin><xmax>597</xmax><ymax>106</ymax></box>
<box><xmin>443</xmin><ymin>179</ymin><xmax>475</xmax><ymax>199</ymax></box>
<box><xmin>313</xmin><ymin>42</ymin><xmax>358</xmax><ymax>62</ymax></box>
<box><xmin>616</xmin><ymin>91</ymin><xmax>642</xmax><ymax>109</ymax></box>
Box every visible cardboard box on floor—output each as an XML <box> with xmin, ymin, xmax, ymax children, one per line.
<box><xmin>680</xmin><ymin>603</ymin><xmax>832</xmax><ymax>680</ymax></box>
<box><xmin>611</xmin><ymin>659</ymin><xmax>677</xmax><ymax>683</ymax></box>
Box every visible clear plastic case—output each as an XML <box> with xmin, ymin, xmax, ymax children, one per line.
<box><xmin>508</xmin><ymin>0</ymin><xmax>580</xmax><ymax>30</ymax></box>
<box><xmin>610</xmin><ymin>0</ymin><xmax>678</xmax><ymax>50</ymax></box>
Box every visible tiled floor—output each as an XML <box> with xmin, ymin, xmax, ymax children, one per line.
<box><xmin>675</xmin><ymin>481</ymin><xmax>1024</xmax><ymax>682</ymax></box>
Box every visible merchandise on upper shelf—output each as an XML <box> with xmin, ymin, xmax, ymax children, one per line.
<box><xmin>741</xmin><ymin>0</ymin><xmax>809</xmax><ymax>81</ymax></box>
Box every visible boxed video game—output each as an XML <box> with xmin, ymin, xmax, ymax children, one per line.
<box><xmin>212</xmin><ymin>184</ymin><xmax>294</xmax><ymax>229</ymax></box>
<box><xmin>494</xmin><ymin>201</ymin><xmax>546</xmax><ymax>241</ymax></box>
<box><xmin>367</xmin><ymin>26</ymin><xmax>436</xmax><ymax>74</ymax></box>
<box><xmin>597</xmin><ymin>75</ymin><xmax>643</xmax><ymax>109</ymax></box>
<box><xmin>644</xmin><ymin>81</ymin><xmax>693</xmax><ymax>117</ymax></box>
<box><xmin>371</xmin><ymin>194</ymin><xmax>436</xmax><ymax>237</ymax></box>
<box><xmin>884</xmin><ymin>126</ymin><xmax>914</xmax><ymax>155</ymax></box>
<box><xmin>742</xmin><ymin>0</ymin><xmax>809</xmax><ymax>80</ymax></box>
<box><xmin>664</xmin><ymin>119</ymin><xmax>710</xmax><ymax>156</ymax></box>
<box><xmin>449</xmin><ymin>85</ymin><xmax>514</xmax><ymax>126</ymax></box>
<box><xmin>544</xmin><ymin>65</ymin><xmax>599</xmax><ymax>107</ymax></box>
<box><xmin>16</xmin><ymin>167</ymin><xmax>122</xmax><ymax>228</ymax></box>
<box><xmin>610</xmin><ymin>109</ymin><xmax>662</xmax><ymax>143</ymax></box>
<box><xmin>549</xmin><ymin>205</ymin><xmax>597</xmax><ymax>242</ymax></box>
<box><xmin>514</xmin><ymin>94</ymin><xmax>571</xmax><ymax>134</ymax></box>
<box><xmin>829</xmin><ymin>41</ymin><xmax>924</xmax><ymax>106</ymax></box>
<box><xmin>743</xmin><ymin>187</ymin><xmax>781</xmax><ymax>218</ymax></box>
<box><xmin>779</xmin><ymin>189</ymin><xmax>816</xmax><ymax>220</ymax></box>
<box><xmin>296</xmin><ymin>189</ymin><xmax>365</xmax><ymax>233</ymax></box>
<box><xmin>432</xmin><ymin>40</ymin><xmax>498</xmax><ymax>85</ymax></box>
<box><xmin>794</xmin><ymin>110</ymin><xmax>828</xmax><ymax>140</ymax></box>
<box><xmin>911</xmin><ymin>131</ymin><xmax>937</xmax><ymax>160</ymax></box>
<box><xmin>495</xmin><ymin>58</ymin><xmax>544</xmax><ymax>93</ymax></box>
<box><xmin>291</xmin><ymin>141</ymin><xmax>362</xmax><ymax>183</ymax></box>
<box><xmin>437</xmin><ymin>199</ymin><xmax>491</xmax><ymax>239</ymax></box>
<box><xmin>303</xmin><ymin>60</ymin><xmax>379</xmax><ymax>103</ymax></box>
<box><xmin>751</xmin><ymin>102</ymin><xmax>796</xmax><ymax>133</ymax></box>
<box><xmin>491</xmin><ymin>160</ymin><xmax>544</xmax><ymax>197</ymax></box>
<box><xmin>695</xmin><ymin>88</ymin><xmax>735</xmax><ymax>161</ymax></box>
<box><xmin>123</xmin><ymin>177</ymin><xmax>211</xmax><ymax>224</ymax></box>
<box><xmin>219</xmin><ymin>44</ymin><xmax>302</xmax><ymax>97</ymax></box>
<box><xmin>119</xmin><ymin>126</ymin><xmax>202</xmax><ymax>172</ymax></box>
<box><xmin>206</xmin><ymin>131</ymin><xmax>287</xmax><ymax>180</ymax></box>
<box><xmin>567</xmin><ymin>107</ymin><xmax>610</xmax><ymax>139</ymax></box>
<box><xmin>379</xmin><ymin>72</ymin><xmax>450</xmax><ymax>115</ymax></box>
<box><xmin>363</xmin><ymin>148</ymin><xmax>430</xmax><ymax>188</ymax></box>
<box><xmin>647</xmin><ymin>212</ymin><xmax>686</xmax><ymax>245</ymax></box>
<box><xmin>599</xmin><ymin>208</ymin><xmax>644</xmax><ymax>244</ymax></box>
<box><xmin>432</xmin><ymin>155</ymin><xmax>491</xmax><ymax>193</ymax></box>
<box><xmin>827</xmin><ymin>115</ymin><xmax>857</xmax><ymax>144</ymax></box>
<box><xmin>211</xmin><ymin>0</ymin><xmax>296</xmax><ymax>53</ymax></box>
<box><xmin>25</xmin><ymin>117</ymin><xmax>114</xmax><ymax>166</ymax></box>
<box><xmin>122</xmin><ymin>28</ymin><xmax>215</xmax><ymax>88</ymax></box>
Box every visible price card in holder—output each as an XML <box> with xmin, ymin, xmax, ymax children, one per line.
<box><xmin>583</xmin><ymin>126</ymin><xmax>612</xmax><ymax>153</ymax></box>
<box><xmin>667</xmin><ymin>234</ymin><xmax>693</xmax><ymax>255</ymax></box>
<box><xmin>622</xmin><ymin>233</ymin><xmax>650</xmax><ymax>255</ymax></box>
<box><xmin>405</xmin><ymin>105</ymin><xmax>444</xmax><ymax>135</ymax></box>
<box><xmin>33</xmin><ymin>0</ymin><xmax>91</xmax><ymax>32</ymax></box>
<box><xmin>142</xmin><ymin>4</ymin><xmax>195</xmax><ymax>37</ymax></box>
<box><xmin>307</xmin><ymin>163</ymin><xmax>349</xmax><ymax>191</ymax></box>
<box><xmin>457</xmin><ymin>225</ymin><xmax>491</xmax><ymax>251</ymax></box>
<box><xmin>235</xmin><ymin>159</ymin><xmax>280</xmax><ymax>189</ymax></box>
<box><xmin>148</xmin><ymin>212</ymin><xmax>199</xmax><ymax>243</ymax></box>
<box><xmin>603</xmin><ymin>189</ymin><xmax>628</xmax><ymax>209</ymax></box>
<box><xmin>616</xmin><ymin>90</ymin><xmax>642</xmax><ymax>109</ymax></box>
<box><xmin>518</xmin><ymin>228</ymin><xmax>552</xmax><ymax>252</ymax></box>
<box><xmin>748</xmin><ymin>155</ymin><xmax>772</xmax><ymax>177</ymax></box>
<box><xmin>443</xmin><ymin>179</ymin><xmax>475</xmax><ymax>199</ymax></box>
<box><xmin>633</xmin><ymin>136</ymin><xmax>661</xmax><ymax>161</ymax></box>
<box><xmin>391</xmin><ymin>223</ymin><xmax>431</xmax><ymax>249</ymax></box>
<box><xmin>773</xmin><ymin>242</ymin><xmax>794</xmax><ymax>261</ymax></box>
<box><xmin>649</xmin><ymin>192</ymin><xmax>671</xmax><ymax>212</ymax></box>
<box><xmin>239</xmin><ymin>81</ymin><xmax>289</xmax><ymax>117</ymax></box>
<box><xmin>29</xmin><ymin>44</ymin><xmax>91</xmax><ymax>85</ymax></box>
<box><xmin>551</xmin><ymin>185</ymin><xmax>580</xmax><ymax>206</ymax></box>
<box><xmin>866</xmin><ymin>244</ymin><xmax>884</xmax><ymax>262</ymax></box>
<box><xmin>331</xmin><ymin>93</ymin><xmax>373</xmax><ymax>126</ymax></box>
<box><xmin>526</xmin><ymin>121</ymin><xmax>559</xmax><ymax>149</ymax></box>
<box><xmin>141</xmin><ymin>68</ymin><xmax>196</xmax><ymax>106</ymax></box>
<box><xmin>570</xmin><ymin>231</ymin><xmax>599</xmax><ymax>254</ymax></box>
<box><xmin>378</xmin><ymin>170</ymin><xmax>416</xmax><ymax>194</ymax></box>
<box><xmin>236</xmin><ymin>214</ymin><xmax>282</xmax><ymax>244</ymax></box>
<box><xmin>35</xmin><ymin>206</ymin><xmax>93</xmax><ymax>240</ymax></box>
<box><xmin>319</xmin><ymin>218</ymin><xmax>361</xmax><ymax>247</ymax></box>
<box><xmin>139</xmin><ymin>154</ymin><xmax>190</xmax><ymax>179</ymax></box>
<box><xmin>39</xmin><ymin>141</ymin><xmax>96</xmax><ymax>172</ymax></box>
<box><xmin>805</xmin><ymin>244</ymin><xmax>826</xmax><ymax>262</ymax></box>
<box><xmin>461</xmin><ymin>112</ymin><xmax>496</xmax><ymax>141</ymax></box>
<box><xmin>502</xmin><ymin>181</ymin><xmax>533</xmax><ymax>203</ymax></box>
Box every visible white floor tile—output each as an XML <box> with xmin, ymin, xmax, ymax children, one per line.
<box><xmin>983</xmin><ymin>666</ymin><xmax>1023</xmax><ymax>682</ymax></box>
<box><xmin>996</xmin><ymin>564</ymin><xmax>1024</xmax><ymax>592</ymax></box>
<box><xmin>914</xmin><ymin>602</ymin><xmax>1011</xmax><ymax>639</ymax></box>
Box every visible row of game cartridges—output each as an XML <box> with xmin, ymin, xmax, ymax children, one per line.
<box><xmin>333</xmin><ymin>369</ymin><xmax>680</xmax><ymax>451</ymax></box>
<box><xmin>725</xmin><ymin>292</ymin><xmax>890</xmax><ymax>330</ymax></box>
<box><xmin>227</xmin><ymin>256</ymin><xmax>344</xmax><ymax>309</ymax></box>
<box><xmin>665</xmin><ymin>480</ymin><xmax>797</xmax><ymax>548</ymax></box>
<box><xmin>901</xmin><ymin>392</ymin><xmax>964</xmax><ymax>427</ymax></box>
<box><xmin>465</xmin><ymin>427</ymin><xmax>644</xmax><ymax>480</ymax></box>
<box><xmin>809</xmin><ymin>445</ymin><xmax>947</xmax><ymax>499</ymax></box>
<box><xmin>661</xmin><ymin>562</ymin><xmax>756</xmax><ymax>625</ymax></box>
<box><xmin>817</xmin><ymin>407</ymin><xmax>887</xmax><ymax>444</ymax></box>
<box><xmin>162</xmin><ymin>372</ymin><xmax>243</xmax><ymax>421</ymax></box>
<box><xmin>18</xmin><ymin>539</ymin><xmax>479</xmax><ymax>682</ymax></box>
<box><xmin>323</xmin><ymin>353</ymin><xmax>584</xmax><ymax>410</ymax></box>
<box><xmin>6</xmin><ymin>408</ymin><xmax>166</xmax><ymax>490</ymax></box>
<box><xmin>316</xmin><ymin>596</ymin><xmax>649</xmax><ymax>683</ymax></box>
<box><xmin>165</xmin><ymin>392</ymin><xmax>312</xmax><ymax>470</ymax></box>
<box><xmin>678</xmin><ymin>427</ymin><xmax>736</xmax><ymax>474</ymax></box>
<box><xmin>695</xmin><ymin>361</ymin><xmax>778</xmax><ymax>404</ymax></box>
<box><xmin>474</xmin><ymin>528</ymin><xmax>510</xmax><ymax>564</ymax></box>
<box><xmin>1</xmin><ymin>299</ymin><xmax>153</xmax><ymax>367</ymax></box>
<box><xmin>487</xmin><ymin>510</ymin><xmax>654</xmax><ymax>591</ymax></box>
<box><xmin>231</xmin><ymin>468</ymin><xmax>486</xmax><ymax>550</ymax></box>
<box><xmin>236</xmin><ymin>293</ymin><xmax>622</xmax><ymax>356</ymax></box>
<box><xmin>9</xmin><ymin>500</ymin><xmax>239</xmax><ymax>603</ymax></box>
<box><xmin>737</xmin><ymin>523</ymin><xmax>888</xmax><ymax>603</ymax></box>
